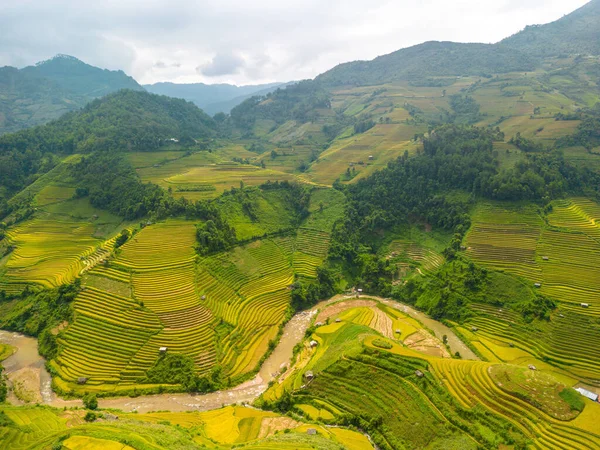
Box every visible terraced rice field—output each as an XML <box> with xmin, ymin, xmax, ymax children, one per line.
<box><xmin>53</xmin><ymin>221</ymin><xmax>220</xmax><ymax>390</ymax></box>
<box><xmin>430</xmin><ymin>359</ymin><xmax>600</xmax><ymax>449</ymax></box>
<box><xmin>388</xmin><ymin>240</ymin><xmax>445</xmax><ymax>273</ymax></box>
<box><xmin>1</xmin><ymin>216</ymin><xmax>101</xmax><ymax>288</ymax></box>
<box><xmin>0</xmin><ymin>404</ymin><xmax>372</xmax><ymax>449</ymax></box>
<box><xmin>465</xmin><ymin>203</ymin><xmax>543</xmax><ymax>280</ymax></box>
<box><xmin>53</xmin><ymin>219</ymin><xmax>333</xmax><ymax>390</ymax></box>
<box><xmin>467</xmin><ymin>199</ymin><xmax>600</xmax><ymax>315</ymax></box>
<box><xmin>293</xmin><ymin>228</ymin><xmax>330</xmax><ymax>278</ymax></box>
<box><xmin>462</xmin><ymin>305</ymin><xmax>600</xmax><ymax>385</ymax></box>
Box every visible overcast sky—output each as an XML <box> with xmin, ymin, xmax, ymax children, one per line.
<box><xmin>0</xmin><ymin>0</ymin><xmax>590</xmax><ymax>86</ymax></box>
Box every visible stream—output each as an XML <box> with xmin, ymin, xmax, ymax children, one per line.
<box><xmin>0</xmin><ymin>296</ymin><xmax>476</xmax><ymax>413</ymax></box>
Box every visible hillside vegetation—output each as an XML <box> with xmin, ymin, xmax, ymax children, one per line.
<box><xmin>0</xmin><ymin>55</ymin><xmax>143</xmax><ymax>134</ymax></box>
<box><xmin>2</xmin><ymin>2</ymin><xmax>600</xmax><ymax>449</ymax></box>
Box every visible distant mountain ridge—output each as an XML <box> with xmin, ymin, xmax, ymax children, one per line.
<box><xmin>316</xmin><ymin>41</ymin><xmax>535</xmax><ymax>86</ymax></box>
<box><xmin>501</xmin><ymin>0</ymin><xmax>600</xmax><ymax>57</ymax></box>
<box><xmin>144</xmin><ymin>81</ymin><xmax>287</xmax><ymax>115</ymax></box>
<box><xmin>0</xmin><ymin>55</ymin><xmax>144</xmax><ymax>134</ymax></box>
<box><xmin>316</xmin><ymin>0</ymin><xmax>600</xmax><ymax>87</ymax></box>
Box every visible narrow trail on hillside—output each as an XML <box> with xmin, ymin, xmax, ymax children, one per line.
<box><xmin>0</xmin><ymin>295</ymin><xmax>476</xmax><ymax>413</ymax></box>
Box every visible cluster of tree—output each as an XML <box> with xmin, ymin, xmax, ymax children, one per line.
<box><xmin>145</xmin><ymin>353</ymin><xmax>224</xmax><ymax>393</ymax></box>
<box><xmin>447</xmin><ymin>94</ymin><xmax>482</xmax><ymax>124</ymax></box>
<box><xmin>0</xmin><ymin>365</ymin><xmax>6</xmax><ymax>403</ymax></box>
<box><xmin>71</xmin><ymin>152</ymin><xmax>171</xmax><ymax>220</ymax></box>
<box><xmin>556</xmin><ymin>104</ymin><xmax>600</xmax><ymax>150</ymax></box>
<box><xmin>354</xmin><ymin>119</ymin><xmax>376</xmax><ymax>134</ymax></box>
<box><xmin>290</xmin><ymin>266</ymin><xmax>338</xmax><ymax>311</ymax></box>
<box><xmin>0</xmin><ymin>149</ymin><xmax>59</xmax><ymax>205</ymax></box>
<box><xmin>113</xmin><ymin>229</ymin><xmax>131</xmax><ymax>249</ymax></box>
<box><xmin>329</xmin><ymin>125</ymin><xmax>600</xmax><ymax>296</ymax></box>
<box><xmin>0</xmin><ymin>282</ymin><xmax>80</xmax><ymax>360</ymax></box>
<box><xmin>230</xmin><ymin>81</ymin><xmax>331</xmax><ymax>132</ymax></box>
<box><xmin>509</xmin><ymin>132</ymin><xmax>545</xmax><ymax>152</ymax></box>
<box><xmin>196</xmin><ymin>218</ymin><xmax>236</xmax><ymax>255</ymax></box>
<box><xmin>394</xmin><ymin>259</ymin><xmax>556</xmax><ymax>323</ymax></box>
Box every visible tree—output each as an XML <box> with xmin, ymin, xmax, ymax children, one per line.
<box><xmin>114</xmin><ymin>229</ymin><xmax>131</xmax><ymax>249</ymax></box>
<box><xmin>83</xmin><ymin>393</ymin><xmax>98</xmax><ymax>410</ymax></box>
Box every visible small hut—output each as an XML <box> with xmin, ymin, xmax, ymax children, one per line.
<box><xmin>315</xmin><ymin>322</ymin><xmax>324</xmax><ymax>327</ymax></box>
<box><xmin>310</xmin><ymin>340</ymin><xmax>318</xmax><ymax>348</ymax></box>
<box><xmin>368</xmin><ymin>155</ymin><xmax>374</xmax><ymax>161</ymax></box>
<box><xmin>395</xmin><ymin>329</ymin><xmax>401</xmax><ymax>334</ymax></box>
<box><xmin>528</xmin><ymin>365</ymin><xmax>537</xmax><ymax>371</ymax></box>
<box><xmin>415</xmin><ymin>370</ymin><xmax>424</xmax><ymax>378</ymax></box>
<box><xmin>542</xmin><ymin>256</ymin><xmax>549</xmax><ymax>261</ymax></box>
<box><xmin>471</xmin><ymin>326</ymin><xmax>478</xmax><ymax>332</ymax></box>
<box><xmin>335</xmin><ymin>318</ymin><xmax>342</xmax><ymax>323</ymax></box>
<box><xmin>159</xmin><ymin>346</ymin><xmax>168</xmax><ymax>354</ymax></box>
<box><xmin>307</xmin><ymin>428</ymin><xmax>317</xmax><ymax>435</ymax></box>
<box><xmin>305</xmin><ymin>371</ymin><xmax>314</xmax><ymax>381</ymax></box>
<box><xmin>77</xmin><ymin>377</ymin><xmax>88</xmax><ymax>385</ymax></box>
<box><xmin>581</xmin><ymin>303</ymin><xmax>590</xmax><ymax>308</ymax></box>
<box><xmin>534</xmin><ymin>283</ymin><xmax>542</xmax><ymax>288</ymax></box>
<box><xmin>201</xmin><ymin>295</ymin><xmax>206</xmax><ymax>301</ymax></box>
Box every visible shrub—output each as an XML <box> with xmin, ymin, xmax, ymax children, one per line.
<box><xmin>372</xmin><ymin>339</ymin><xmax>393</xmax><ymax>349</ymax></box>
<box><xmin>84</xmin><ymin>411</ymin><xmax>97</xmax><ymax>422</ymax></box>
<box><xmin>83</xmin><ymin>393</ymin><xmax>98</xmax><ymax>410</ymax></box>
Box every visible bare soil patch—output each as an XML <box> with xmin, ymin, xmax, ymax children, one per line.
<box><xmin>258</xmin><ymin>417</ymin><xmax>301</xmax><ymax>439</ymax></box>
<box><xmin>404</xmin><ymin>330</ymin><xmax>450</xmax><ymax>358</ymax></box>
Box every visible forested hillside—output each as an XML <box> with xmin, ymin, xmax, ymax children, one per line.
<box><xmin>502</xmin><ymin>0</ymin><xmax>600</xmax><ymax>57</ymax></box>
<box><xmin>316</xmin><ymin>42</ymin><xmax>535</xmax><ymax>86</ymax></box>
<box><xmin>0</xmin><ymin>55</ymin><xmax>143</xmax><ymax>134</ymax></box>
<box><xmin>0</xmin><ymin>90</ymin><xmax>217</xmax><ymax>210</ymax></box>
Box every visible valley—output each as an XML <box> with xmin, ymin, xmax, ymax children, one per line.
<box><xmin>2</xmin><ymin>1</ymin><xmax>600</xmax><ymax>449</ymax></box>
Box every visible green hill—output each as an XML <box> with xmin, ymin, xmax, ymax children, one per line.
<box><xmin>22</xmin><ymin>54</ymin><xmax>143</xmax><ymax>98</ymax></box>
<box><xmin>0</xmin><ymin>55</ymin><xmax>143</xmax><ymax>134</ymax></box>
<box><xmin>0</xmin><ymin>66</ymin><xmax>85</xmax><ymax>135</ymax></box>
<box><xmin>501</xmin><ymin>0</ymin><xmax>600</xmax><ymax>57</ymax></box>
<box><xmin>316</xmin><ymin>41</ymin><xmax>535</xmax><ymax>86</ymax></box>
<box><xmin>0</xmin><ymin>90</ymin><xmax>217</xmax><ymax>206</ymax></box>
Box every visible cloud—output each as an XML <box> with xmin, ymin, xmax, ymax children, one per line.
<box><xmin>197</xmin><ymin>52</ymin><xmax>246</xmax><ymax>77</ymax></box>
<box><xmin>0</xmin><ymin>0</ymin><xmax>591</xmax><ymax>85</ymax></box>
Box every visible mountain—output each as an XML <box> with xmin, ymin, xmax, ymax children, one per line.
<box><xmin>0</xmin><ymin>89</ymin><xmax>216</xmax><ymax>155</ymax></box>
<box><xmin>202</xmin><ymin>81</ymin><xmax>296</xmax><ymax>116</ymax></box>
<box><xmin>501</xmin><ymin>0</ymin><xmax>600</xmax><ymax>57</ymax></box>
<box><xmin>144</xmin><ymin>81</ymin><xmax>285</xmax><ymax>115</ymax></box>
<box><xmin>22</xmin><ymin>54</ymin><xmax>143</xmax><ymax>98</ymax></box>
<box><xmin>316</xmin><ymin>41</ymin><xmax>535</xmax><ymax>86</ymax></box>
<box><xmin>0</xmin><ymin>55</ymin><xmax>143</xmax><ymax>134</ymax></box>
<box><xmin>0</xmin><ymin>66</ymin><xmax>85</xmax><ymax>134</ymax></box>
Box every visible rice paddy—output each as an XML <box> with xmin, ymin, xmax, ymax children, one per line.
<box><xmin>0</xmin><ymin>404</ymin><xmax>372</xmax><ymax>450</ymax></box>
